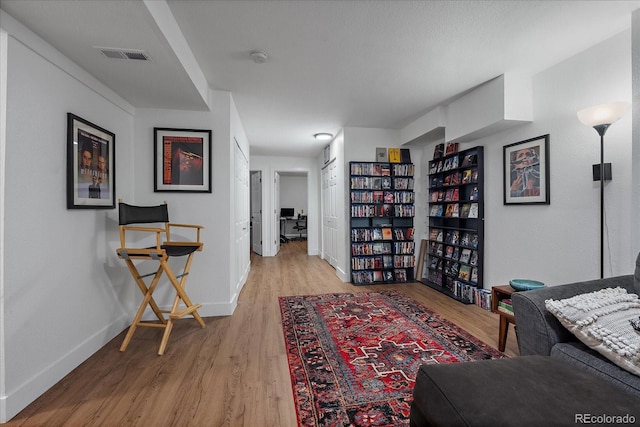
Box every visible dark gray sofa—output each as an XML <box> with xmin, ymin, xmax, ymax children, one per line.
<box><xmin>409</xmin><ymin>255</ymin><xmax>640</xmax><ymax>426</ymax></box>
<box><xmin>511</xmin><ymin>253</ymin><xmax>640</xmax><ymax>397</ymax></box>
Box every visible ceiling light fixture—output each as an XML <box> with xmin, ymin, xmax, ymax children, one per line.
<box><xmin>314</xmin><ymin>133</ymin><xmax>333</xmax><ymax>141</ymax></box>
<box><xmin>250</xmin><ymin>50</ymin><xmax>268</xmax><ymax>64</ymax></box>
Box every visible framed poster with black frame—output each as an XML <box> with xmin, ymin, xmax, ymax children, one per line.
<box><xmin>66</xmin><ymin>113</ymin><xmax>115</xmax><ymax>209</ymax></box>
<box><xmin>154</xmin><ymin>127</ymin><xmax>212</xmax><ymax>193</ymax></box>
<box><xmin>503</xmin><ymin>134</ymin><xmax>550</xmax><ymax>205</ymax></box>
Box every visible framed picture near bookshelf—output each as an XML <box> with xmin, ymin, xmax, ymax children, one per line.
<box><xmin>154</xmin><ymin>128</ymin><xmax>212</xmax><ymax>193</ymax></box>
<box><xmin>503</xmin><ymin>134</ymin><xmax>550</xmax><ymax>205</ymax></box>
<box><xmin>66</xmin><ymin>113</ymin><xmax>115</xmax><ymax>209</ymax></box>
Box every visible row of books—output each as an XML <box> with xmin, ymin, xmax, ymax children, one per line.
<box><xmin>351</xmin><ymin>204</ymin><xmax>415</xmax><ymax>218</ymax></box>
<box><xmin>394</xmin><ymin>241</ymin><xmax>415</xmax><ymax>254</ymax></box>
<box><xmin>352</xmin><ymin>254</ymin><xmax>415</xmax><ymax>270</ymax></box>
<box><xmin>351</xmin><ymin>227</ymin><xmax>414</xmax><ymax>242</ymax></box>
<box><xmin>351</xmin><ymin>190</ymin><xmax>414</xmax><ymax>204</ymax></box>
<box><xmin>351</xmin><ymin>242</ymin><xmax>392</xmax><ymax>256</ymax></box>
<box><xmin>429</xmin><ymin>186</ymin><xmax>479</xmax><ymax>203</ymax></box>
<box><xmin>392</xmin><ymin>163</ymin><xmax>414</xmax><ymax>176</ymax></box>
<box><xmin>428</xmin><ymin>256</ymin><xmax>478</xmax><ymax>284</ymax></box>
<box><xmin>350</xmin><ymin>163</ymin><xmax>391</xmax><ymax>176</ymax></box>
<box><xmin>429</xmin><ymin>244</ymin><xmax>479</xmax><ymax>265</ymax></box>
<box><xmin>429</xmin><ymin>228</ymin><xmax>479</xmax><ymax>248</ymax></box>
<box><xmin>351</xmin><ymin>239</ymin><xmax>415</xmax><ymax>256</ymax></box>
<box><xmin>429</xmin><ymin>203</ymin><xmax>479</xmax><ymax>218</ymax></box>
<box><xmin>474</xmin><ymin>288</ymin><xmax>492</xmax><ymax>311</ymax></box>
<box><xmin>351</xmin><ymin>161</ymin><xmax>415</xmax><ymax>176</ymax></box>
<box><xmin>352</xmin><ymin>268</ymin><xmax>409</xmax><ymax>284</ymax></box>
<box><xmin>430</xmin><ymin>169</ymin><xmax>479</xmax><ymax>188</ymax></box>
<box><xmin>451</xmin><ymin>281</ymin><xmax>479</xmax><ymax>304</ymax></box>
<box><xmin>351</xmin><ymin>177</ymin><xmax>414</xmax><ymax>190</ymax></box>
<box><xmin>352</xmin><ymin>255</ymin><xmax>393</xmax><ymax>270</ymax></box>
<box><xmin>429</xmin><ymin>153</ymin><xmax>478</xmax><ymax>174</ymax></box>
<box><xmin>394</xmin><ymin>255</ymin><xmax>415</xmax><ymax>268</ymax></box>
<box><xmin>393</xmin><ymin>177</ymin><xmax>414</xmax><ymax>190</ymax></box>
<box><xmin>497</xmin><ymin>298</ymin><xmax>513</xmax><ymax>315</ymax></box>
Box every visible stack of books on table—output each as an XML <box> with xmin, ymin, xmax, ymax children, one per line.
<box><xmin>497</xmin><ymin>298</ymin><xmax>513</xmax><ymax>315</ymax></box>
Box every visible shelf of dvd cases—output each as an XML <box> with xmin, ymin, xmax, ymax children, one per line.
<box><xmin>420</xmin><ymin>146</ymin><xmax>484</xmax><ymax>303</ymax></box>
<box><xmin>350</xmin><ymin>161</ymin><xmax>415</xmax><ymax>285</ymax></box>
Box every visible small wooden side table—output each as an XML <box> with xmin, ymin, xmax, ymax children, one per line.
<box><xmin>491</xmin><ymin>285</ymin><xmax>516</xmax><ymax>352</ymax></box>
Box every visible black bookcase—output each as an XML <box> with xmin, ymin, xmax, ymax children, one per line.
<box><xmin>349</xmin><ymin>162</ymin><xmax>415</xmax><ymax>285</ymax></box>
<box><xmin>421</xmin><ymin>146</ymin><xmax>484</xmax><ymax>303</ymax></box>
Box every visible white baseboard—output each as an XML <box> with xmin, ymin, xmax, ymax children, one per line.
<box><xmin>1</xmin><ymin>315</ymin><xmax>129</xmax><ymax>423</ymax></box>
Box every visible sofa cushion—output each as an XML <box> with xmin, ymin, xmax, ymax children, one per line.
<box><xmin>635</xmin><ymin>252</ymin><xmax>640</xmax><ymax>295</ymax></box>
<box><xmin>545</xmin><ymin>287</ymin><xmax>640</xmax><ymax>376</ymax></box>
<box><xmin>410</xmin><ymin>356</ymin><xmax>640</xmax><ymax>427</ymax></box>
<box><xmin>551</xmin><ymin>342</ymin><xmax>640</xmax><ymax>397</ymax></box>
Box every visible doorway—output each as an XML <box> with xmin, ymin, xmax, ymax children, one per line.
<box><xmin>250</xmin><ymin>171</ymin><xmax>262</xmax><ymax>256</ymax></box>
<box><xmin>277</xmin><ymin>171</ymin><xmax>308</xmax><ymax>246</ymax></box>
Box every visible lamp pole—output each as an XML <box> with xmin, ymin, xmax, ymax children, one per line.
<box><xmin>577</xmin><ymin>101</ymin><xmax>629</xmax><ymax>280</ymax></box>
<box><xmin>594</xmin><ymin>124</ymin><xmax>609</xmax><ymax>279</ymax></box>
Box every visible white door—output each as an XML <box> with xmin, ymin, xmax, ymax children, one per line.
<box><xmin>328</xmin><ymin>160</ymin><xmax>338</xmax><ymax>267</ymax></box>
<box><xmin>322</xmin><ymin>166</ymin><xmax>330</xmax><ymax>260</ymax></box>
<box><xmin>274</xmin><ymin>172</ymin><xmax>281</xmax><ymax>255</ymax></box>
<box><xmin>251</xmin><ymin>171</ymin><xmax>262</xmax><ymax>255</ymax></box>
<box><xmin>322</xmin><ymin>160</ymin><xmax>339</xmax><ymax>268</ymax></box>
<box><xmin>234</xmin><ymin>141</ymin><xmax>250</xmax><ymax>285</ymax></box>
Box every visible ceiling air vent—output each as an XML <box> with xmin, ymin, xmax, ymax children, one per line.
<box><xmin>97</xmin><ymin>47</ymin><xmax>151</xmax><ymax>61</ymax></box>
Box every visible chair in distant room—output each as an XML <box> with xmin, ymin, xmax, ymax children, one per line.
<box><xmin>293</xmin><ymin>215</ymin><xmax>307</xmax><ymax>241</ymax></box>
<box><xmin>116</xmin><ymin>199</ymin><xmax>205</xmax><ymax>355</ymax></box>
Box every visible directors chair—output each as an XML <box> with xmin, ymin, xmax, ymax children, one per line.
<box><xmin>116</xmin><ymin>199</ymin><xmax>205</xmax><ymax>355</ymax></box>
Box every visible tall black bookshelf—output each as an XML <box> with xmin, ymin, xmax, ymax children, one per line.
<box><xmin>350</xmin><ymin>161</ymin><xmax>415</xmax><ymax>285</ymax></box>
<box><xmin>421</xmin><ymin>146</ymin><xmax>484</xmax><ymax>303</ymax></box>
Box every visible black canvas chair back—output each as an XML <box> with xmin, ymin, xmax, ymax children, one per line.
<box><xmin>119</xmin><ymin>202</ymin><xmax>169</xmax><ymax>226</ymax></box>
<box><xmin>116</xmin><ymin>199</ymin><xmax>205</xmax><ymax>355</ymax></box>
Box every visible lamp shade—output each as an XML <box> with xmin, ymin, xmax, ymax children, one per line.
<box><xmin>577</xmin><ymin>102</ymin><xmax>630</xmax><ymax>127</ymax></box>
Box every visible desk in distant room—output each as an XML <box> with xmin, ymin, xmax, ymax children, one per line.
<box><xmin>280</xmin><ymin>217</ymin><xmax>307</xmax><ymax>240</ymax></box>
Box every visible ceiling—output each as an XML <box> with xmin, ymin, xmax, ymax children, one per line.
<box><xmin>2</xmin><ymin>1</ymin><xmax>638</xmax><ymax>158</ymax></box>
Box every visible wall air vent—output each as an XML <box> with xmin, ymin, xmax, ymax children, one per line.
<box><xmin>97</xmin><ymin>47</ymin><xmax>151</xmax><ymax>61</ymax></box>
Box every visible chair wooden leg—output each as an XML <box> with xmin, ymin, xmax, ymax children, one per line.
<box><xmin>154</xmin><ymin>256</ymin><xmax>205</xmax><ymax>355</ymax></box>
<box><xmin>124</xmin><ymin>259</ymin><xmax>166</xmax><ymax>323</ymax></box>
<box><xmin>163</xmin><ymin>256</ymin><xmax>206</xmax><ymax>327</ymax></box>
<box><xmin>119</xmin><ymin>265</ymin><xmax>166</xmax><ymax>352</ymax></box>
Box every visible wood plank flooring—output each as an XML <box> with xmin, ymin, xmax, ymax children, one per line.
<box><xmin>5</xmin><ymin>241</ymin><xmax>518</xmax><ymax>426</ymax></box>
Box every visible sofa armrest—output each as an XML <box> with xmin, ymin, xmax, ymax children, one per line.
<box><xmin>511</xmin><ymin>275</ymin><xmax>634</xmax><ymax>356</ymax></box>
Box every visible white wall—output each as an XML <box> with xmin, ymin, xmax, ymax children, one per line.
<box><xmin>420</xmin><ymin>30</ymin><xmax>634</xmax><ymax>288</ymax></box>
<box><xmin>132</xmin><ymin>90</ymin><xmax>246</xmax><ymax>316</ymax></box>
<box><xmin>280</xmin><ymin>176</ymin><xmax>308</xmax><ymax>216</ymax></box>
<box><xmin>249</xmin><ymin>155</ymin><xmax>319</xmax><ymax>257</ymax></box>
<box><xmin>2</xmin><ymin>30</ymin><xmax>136</xmax><ymax>421</ymax></box>
<box><xmin>632</xmin><ymin>9</ymin><xmax>640</xmax><ymax>257</ymax></box>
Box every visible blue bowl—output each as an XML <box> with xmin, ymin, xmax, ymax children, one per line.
<box><xmin>509</xmin><ymin>279</ymin><xmax>546</xmax><ymax>291</ymax></box>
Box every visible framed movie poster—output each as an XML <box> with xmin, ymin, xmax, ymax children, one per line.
<box><xmin>154</xmin><ymin>128</ymin><xmax>212</xmax><ymax>193</ymax></box>
<box><xmin>67</xmin><ymin>113</ymin><xmax>116</xmax><ymax>209</ymax></box>
<box><xmin>503</xmin><ymin>134</ymin><xmax>550</xmax><ymax>205</ymax></box>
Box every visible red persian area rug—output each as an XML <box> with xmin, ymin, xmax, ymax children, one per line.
<box><xmin>279</xmin><ymin>291</ymin><xmax>505</xmax><ymax>427</ymax></box>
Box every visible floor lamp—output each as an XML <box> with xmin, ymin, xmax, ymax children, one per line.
<box><xmin>577</xmin><ymin>101</ymin><xmax>630</xmax><ymax>278</ymax></box>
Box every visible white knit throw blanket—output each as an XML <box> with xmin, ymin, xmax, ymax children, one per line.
<box><xmin>545</xmin><ymin>287</ymin><xmax>640</xmax><ymax>375</ymax></box>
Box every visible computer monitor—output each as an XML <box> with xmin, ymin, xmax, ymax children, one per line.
<box><xmin>280</xmin><ymin>208</ymin><xmax>295</xmax><ymax>218</ymax></box>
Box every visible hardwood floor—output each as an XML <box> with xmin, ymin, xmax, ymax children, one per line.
<box><xmin>6</xmin><ymin>241</ymin><xmax>518</xmax><ymax>426</ymax></box>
